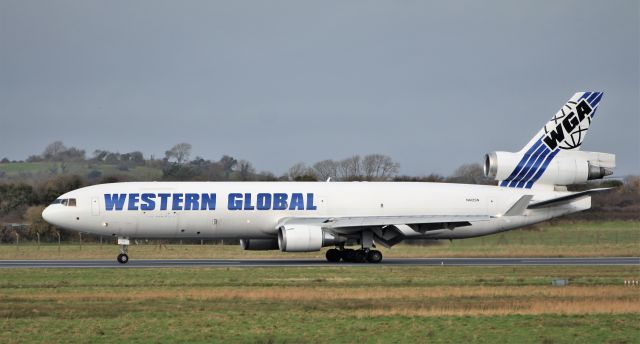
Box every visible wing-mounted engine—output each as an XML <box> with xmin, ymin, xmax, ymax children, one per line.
<box><xmin>485</xmin><ymin>150</ymin><xmax>615</xmax><ymax>187</ymax></box>
<box><xmin>278</xmin><ymin>224</ymin><xmax>338</xmax><ymax>252</ymax></box>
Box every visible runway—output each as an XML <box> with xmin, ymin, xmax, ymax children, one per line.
<box><xmin>0</xmin><ymin>257</ymin><xmax>638</xmax><ymax>268</ymax></box>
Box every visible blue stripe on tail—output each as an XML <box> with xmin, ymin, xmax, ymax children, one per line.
<box><xmin>500</xmin><ymin>138</ymin><xmax>543</xmax><ymax>186</ymax></box>
<box><xmin>515</xmin><ymin>146</ymin><xmax>551</xmax><ymax>188</ymax></box>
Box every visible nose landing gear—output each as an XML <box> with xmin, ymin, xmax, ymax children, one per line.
<box><xmin>117</xmin><ymin>237</ymin><xmax>130</xmax><ymax>264</ymax></box>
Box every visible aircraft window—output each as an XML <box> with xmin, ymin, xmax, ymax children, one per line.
<box><xmin>52</xmin><ymin>199</ymin><xmax>65</xmax><ymax>205</ymax></box>
<box><xmin>68</xmin><ymin>198</ymin><xmax>77</xmax><ymax>207</ymax></box>
<box><xmin>61</xmin><ymin>199</ymin><xmax>68</xmax><ymax>206</ymax></box>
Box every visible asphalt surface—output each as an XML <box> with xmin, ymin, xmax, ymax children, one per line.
<box><xmin>0</xmin><ymin>257</ymin><xmax>638</xmax><ymax>268</ymax></box>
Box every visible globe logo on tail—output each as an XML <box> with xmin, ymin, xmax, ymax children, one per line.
<box><xmin>543</xmin><ymin>99</ymin><xmax>592</xmax><ymax>150</ymax></box>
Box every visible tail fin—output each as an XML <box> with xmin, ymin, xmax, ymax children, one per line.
<box><xmin>520</xmin><ymin>92</ymin><xmax>603</xmax><ymax>152</ymax></box>
<box><xmin>499</xmin><ymin>92</ymin><xmax>604</xmax><ymax>188</ymax></box>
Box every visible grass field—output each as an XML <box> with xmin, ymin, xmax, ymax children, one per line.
<box><xmin>0</xmin><ymin>161</ymin><xmax>162</xmax><ymax>180</ymax></box>
<box><xmin>0</xmin><ymin>266</ymin><xmax>638</xmax><ymax>343</ymax></box>
<box><xmin>2</xmin><ymin>221</ymin><xmax>638</xmax><ymax>260</ymax></box>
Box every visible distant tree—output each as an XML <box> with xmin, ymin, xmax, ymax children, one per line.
<box><xmin>362</xmin><ymin>154</ymin><xmax>400</xmax><ymax>180</ymax></box>
<box><xmin>165</xmin><ymin>143</ymin><xmax>192</xmax><ymax>164</ymax></box>
<box><xmin>337</xmin><ymin>155</ymin><xmax>362</xmax><ymax>181</ymax></box>
<box><xmin>59</xmin><ymin>147</ymin><xmax>85</xmax><ymax>161</ymax></box>
<box><xmin>256</xmin><ymin>171</ymin><xmax>278</xmax><ymax>181</ymax></box>
<box><xmin>288</xmin><ymin>162</ymin><xmax>317</xmax><ymax>181</ymax></box>
<box><xmin>37</xmin><ymin>175</ymin><xmax>85</xmax><ymax>204</ymax></box>
<box><xmin>41</xmin><ymin>141</ymin><xmax>84</xmax><ymax>162</ymax></box>
<box><xmin>312</xmin><ymin>159</ymin><xmax>338</xmax><ymax>181</ymax></box>
<box><xmin>87</xmin><ymin>170</ymin><xmax>102</xmax><ymax>180</ymax></box>
<box><xmin>219</xmin><ymin>155</ymin><xmax>238</xmax><ymax>178</ymax></box>
<box><xmin>237</xmin><ymin>160</ymin><xmax>255</xmax><ymax>181</ymax></box>
<box><xmin>129</xmin><ymin>151</ymin><xmax>145</xmax><ymax>164</ymax></box>
<box><xmin>448</xmin><ymin>163</ymin><xmax>494</xmax><ymax>185</ymax></box>
<box><xmin>1</xmin><ymin>157</ymin><xmax>10</xmax><ymax>164</ymax></box>
<box><xmin>42</xmin><ymin>141</ymin><xmax>67</xmax><ymax>160</ymax></box>
<box><xmin>93</xmin><ymin>150</ymin><xmax>108</xmax><ymax>162</ymax></box>
<box><xmin>104</xmin><ymin>153</ymin><xmax>120</xmax><ymax>164</ymax></box>
<box><xmin>162</xmin><ymin>163</ymin><xmax>197</xmax><ymax>181</ymax></box>
<box><xmin>25</xmin><ymin>155</ymin><xmax>42</xmax><ymax>162</ymax></box>
<box><xmin>288</xmin><ymin>162</ymin><xmax>308</xmax><ymax>179</ymax></box>
<box><xmin>394</xmin><ymin>174</ymin><xmax>446</xmax><ymax>182</ymax></box>
<box><xmin>24</xmin><ymin>205</ymin><xmax>56</xmax><ymax>240</ymax></box>
<box><xmin>100</xmin><ymin>175</ymin><xmax>128</xmax><ymax>184</ymax></box>
<box><xmin>0</xmin><ymin>183</ymin><xmax>37</xmax><ymax>215</ymax></box>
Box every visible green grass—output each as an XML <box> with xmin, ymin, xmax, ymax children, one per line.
<box><xmin>2</xmin><ymin>220</ymin><xmax>638</xmax><ymax>260</ymax></box>
<box><xmin>0</xmin><ymin>266</ymin><xmax>638</xmax><ymax>343</ymax></box>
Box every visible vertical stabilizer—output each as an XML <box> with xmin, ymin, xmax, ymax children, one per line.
<box><xmin>498</xmin><ymin>92</ymin><xmax>604</xmax><ymax>188</ymax></box>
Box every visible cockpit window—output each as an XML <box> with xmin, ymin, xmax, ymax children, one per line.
<box><xmin>51</xmin><ymin>198</ymin><xmax>76</xmax><ymax>206</ymax></box>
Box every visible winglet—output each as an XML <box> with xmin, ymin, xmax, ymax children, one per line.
<box><xmin>504</xmin><ymin>195</ymin><xmax>533</xmax><ymax>216</ymax></box>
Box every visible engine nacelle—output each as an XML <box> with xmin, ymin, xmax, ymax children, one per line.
<box><xmin>278</xmin><ymin>224</ymin><xmax>337</xmax><ymax>252</ymax></box>
<box><xmin>484</xmin><ymin>150</ymin><xmax>614</xmax><ymax>186</ymax></box>
<box><xmin>240</xmin><ymin>238</ymin><xmax>279</xmax><ymax>251</ymax></box>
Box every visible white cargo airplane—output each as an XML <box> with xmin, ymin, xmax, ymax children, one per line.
<box><xmin>42</xmin><ymin>92</ymin><xmax>614</xmax><ymax>264</ymax></box>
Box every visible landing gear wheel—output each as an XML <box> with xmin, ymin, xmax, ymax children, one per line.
<box><xmin>354</xmin><ymin>250</ymin><xmax>367</xmax><ymax>263</ymax></box>
<box><xmin>366</xmin><ymin>250</ymin><xmax>383</xmax><ymax>263</ymax></box>
<box><xmin>117</xmin><ymin>253</ymin><xmax>129</xmax><ymax>264</ymax></box>
<box><xmin>117</xmin><ymin>237</ymin><xmax>130</xmax><ymax>264</ymax></box>
<box><xmin>326</xmin><ymin>249</ymin><xmax>342</xmax><ymax>262</ymax></box>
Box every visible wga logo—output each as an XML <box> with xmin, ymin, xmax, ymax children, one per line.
<box><xmin>543</xmin><ymin>99</ymin><xmax>593</xmax><ymax>150</ymax></box>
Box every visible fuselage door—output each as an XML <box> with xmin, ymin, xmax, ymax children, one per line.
<box><xmin>91</xmin><ymin>197</ymin><xmax>100</xmax><ymax>216</ymax></box>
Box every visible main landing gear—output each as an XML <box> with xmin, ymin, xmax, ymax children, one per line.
<box><xmin>117</xmin><ymin>237</ymin><xmax>130</xmax><ymax>264</ymax></box>
<box><xmin>325</xmin><ymin>248</ymin><xmax>383</xmax><ymax>263</ymax></box>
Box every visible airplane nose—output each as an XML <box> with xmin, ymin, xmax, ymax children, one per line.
<box><xmin>42</xmin><ymin>206</ymin><xmax>62</xmax><ymax>226</ymax></box>
<box><xmin>42</xmin><ymin>206</ymin><xmax>53</xmax><ymax>223</ymax></box>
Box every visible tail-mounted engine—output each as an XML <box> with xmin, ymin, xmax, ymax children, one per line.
<box><xmin>484</xmin><ymin>150</ymin><xmax>615</xmax><ymax>187</ymax></box>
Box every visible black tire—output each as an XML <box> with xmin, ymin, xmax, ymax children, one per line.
<box><xmin>353</xmin><ymin>250</ymin><xmax>367</xmax><ymax>263</ymax></box>
<box><xmin>341</xmin><ymin>249</ymin><xmax>356</xmax><ymax>262</ymax></box>
<box><xmin>366</xmin><ymin>250</ymin><xmax>383</xmax><ymax>263</ymax></box>
<box><xmin>325</xmin><ymin>249</ymin><xmax>342</xmax><ymax>262</ymax></box>
<box><xmin>117</xmin><ymin>253</ymin><xmax>129</xmax><ymax>264</ymax></box>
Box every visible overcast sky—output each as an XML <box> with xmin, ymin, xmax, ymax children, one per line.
<box><xmin>1</xmin><ymin>0</ymin><xmax>638</xmax><ymax>176</ymax></box>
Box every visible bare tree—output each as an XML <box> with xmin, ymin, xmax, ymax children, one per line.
<box><xmin>288</xmin><ymin>162</ymin><xmax>308</xmax><ymax>180</ymax></box>
<box><xmin>312</xmin><ymin>159</ymin><xmax>338</xmax><ymax>181</ymax></box>
<box><xmin>449</xmin><ymin>163</ymin><xmax>494</xmax><ymax>185</ymax></box>
<box><xmin>362</xmin><ymin>154</ymin><xmax>400</xmax><ymax>180</ymax></box>
<box><xmin>42</xmin><ymin>141</ymin><xmax>67</xmax><ymax>160</ymax></box>
<box><xmin>337</xmin><ymin>155</ymin><xmax>362</xmax><ymax>181</ymax></box>
<box><xmin>287</xmin><ymin>162</ymin><xmax>317</xmax><ymax>181</ymax></box>
<box><xmin>165</xmin><ymin>143</ymin><xmax>192</xmax><ymax>164</ymax></box>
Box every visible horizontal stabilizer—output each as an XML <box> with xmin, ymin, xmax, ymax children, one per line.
<box><xmin>527</xmin><ymin>188</ymin><xmax>613</xmax><ymax>209</ymax></box>
<box><xmin>504</xmin><ymin>195</ymin><xmax>533</xmax><ymax>216</ymax></box>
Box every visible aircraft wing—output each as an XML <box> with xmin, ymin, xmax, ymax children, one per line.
<box><xmin>277</xmin><ymin>215</ymin><xmax>490</xmax><ymax>233</ymax></box>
